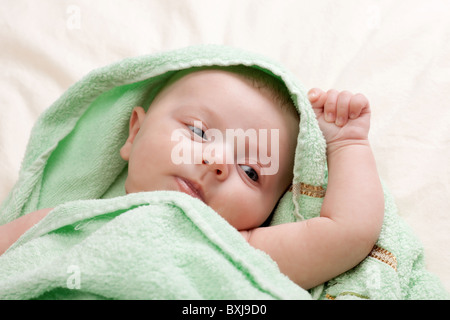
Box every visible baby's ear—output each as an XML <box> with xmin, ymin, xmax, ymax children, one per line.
<box><xmin>120</xmin><ymin>107</ymin><xmax>146</xmax><ymax>161</ymax></box>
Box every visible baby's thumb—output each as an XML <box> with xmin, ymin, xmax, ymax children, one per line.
<box><xmin>308</xmin><ymin>88</ymin><xmax>326</xmax><ymax>118</ymax></box>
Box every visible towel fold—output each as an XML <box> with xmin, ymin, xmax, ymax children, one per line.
<box><xmin>0</xmin><ymin>191</ymin><xmax>311</xmax><ymax>299</ymax></box>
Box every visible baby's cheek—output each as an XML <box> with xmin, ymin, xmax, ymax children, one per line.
<box><xmin>235</xmin><ymin>199</ymin><xmax>272</xmax><ymax>230</ymax></box>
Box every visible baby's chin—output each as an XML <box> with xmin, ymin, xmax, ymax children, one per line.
<box><xmin>216</xmin><ymin>210</ymin><xmax>269</xmax><ymax>231</ymax></box>
<box><xmin>123</xmin><ymin>178</ymin><xmax>176</xmax><ymax>196</ymax></box>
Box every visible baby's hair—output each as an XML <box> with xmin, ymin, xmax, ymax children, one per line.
<box><xmin>213</xmin><ymin>65</ymin><xmax>298</xmax><ymax>120</ymax></box>
<box><xmin>157</xmin><ymin>65</ymin><xmax>299</xmax><ymax>121</ymax></box>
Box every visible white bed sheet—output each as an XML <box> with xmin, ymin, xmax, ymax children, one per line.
<box><xmin>1</xmin><ymin>0</ymin><xmax>449</xmax><ymax>294</ymax></box>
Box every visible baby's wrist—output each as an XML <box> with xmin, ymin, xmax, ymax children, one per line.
<box><xmin>326</xmin><ymin>139</ymin><xmax>371</xmax><ymax>157</ymax></box>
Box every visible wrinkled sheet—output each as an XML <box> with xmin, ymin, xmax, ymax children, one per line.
<box><xmin>1</xmin><ymin>0</ymin><xmax>449</xmax><ymax>292</ymax></box>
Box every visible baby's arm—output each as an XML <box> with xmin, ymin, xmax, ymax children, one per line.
<box><xmin>241</xmin><ymin>89</ymin><xmax>384</xmax><ymax>289</ymax></box>
<box><xmin>0</xmin><ymin>208</ymin><xmax>52</xmax><ymax>255</ymax></box>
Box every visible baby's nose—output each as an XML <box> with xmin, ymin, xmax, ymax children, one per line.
<box><xmin>202</xmin><ymin>157</ymin><xmax>229</xmax><ymax>180</ymax></box>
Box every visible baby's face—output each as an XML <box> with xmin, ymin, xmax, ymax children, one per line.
<box><xmin>120</xmin><ymin>69</ymin><xmax>298</xmax><ymax>230</ymax></box>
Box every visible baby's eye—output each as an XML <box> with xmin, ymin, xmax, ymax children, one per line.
<box><xmin>240</xmin><ymin>165</ymin><xmax>259</xmax><ymax>182</ymax></box>
<box><xmin>188</xmin><ymin>125</ymin><xmax>207</xmax><ymax>141</ymax></box>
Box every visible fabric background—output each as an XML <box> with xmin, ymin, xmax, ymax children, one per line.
<box><xmin>1</xmin><ymin>0</ymin><xmax>449</xmax><ymax>292</ymax></box>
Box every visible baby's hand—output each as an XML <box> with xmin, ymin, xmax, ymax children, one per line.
<box><xmin>308</xmin><ymin>89</ymin><xmax>371</xmax><ymax>145</ymax></box>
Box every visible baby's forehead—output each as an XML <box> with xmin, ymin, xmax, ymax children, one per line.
<box><xmin>168</xmin><ymin>67</ymin><xmax>254</xmax><ymax>88</ymax></box>
<box><xmin>151</xmin><ymin>67</ymin><xmax>297</xmax><ymax>136</ymax></box>
<box><xmin>179</xmin><ymin>69</ymin><xmax>298</xmax><ymax>144</ymax></box>
<box><xmin>166</xmin><ymin>66</ymin><xmax>297</xmax><ymax>113</ymax></box>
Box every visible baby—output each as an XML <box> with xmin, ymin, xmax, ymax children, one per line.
<box><xmin>0</xmin><ymin>66</ymin><xmax>384</xmax><ymax>290</ymax></box>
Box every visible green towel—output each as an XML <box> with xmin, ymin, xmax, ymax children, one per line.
<box><xmin>0</xmin><ymin>44</ymin><xmax>447</xmax><ymax>299</ymax></box>
<box><xmin>1</xmin><ymin>191</ymin><xmax>310</xmax><ymax>299</ymax></box>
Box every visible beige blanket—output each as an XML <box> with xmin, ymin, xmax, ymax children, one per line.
<box><xmin>1</xmin><ymin>0</ymin><xmax>449</xmax><ymax>292</ymax></box>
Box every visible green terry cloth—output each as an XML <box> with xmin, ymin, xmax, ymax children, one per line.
<box><xmin>1</xmin><ymin>191</ymin><xmax>309</xmax><ymax>299</ymax></box>
<box><xmin>0</xmin><ymin>45</ymin><xmax>447</xmax><ymax>300</ymax></box>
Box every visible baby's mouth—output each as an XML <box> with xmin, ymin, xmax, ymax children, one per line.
<box><xmin>175</xmin><ymin>177</ymin><xmax>206</xmax><ymax>203</ymax></box>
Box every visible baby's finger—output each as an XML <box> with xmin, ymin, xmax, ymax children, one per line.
<box><xmin>336</xmin><ymin>91</ymin><xmax>352</xmax><ymax>127</ymax></box>
<box><xmin>307</xmin><ymin>88</ymin><xmax>323</xmax><ymax>103</ymax></box>
<box><xmin>349</xmin><ymin>93</ymin><xmax>369</xmax><ymax>119</ymax></box>
<box><xmin>308</xmin><ymin>88</ymin><xmax>327</xmax><ymax>118</ymax></box>
<box><xmin>324</xmin><ymin>89</ymin><xmax>339</xmax><ymax>123</ymax></box>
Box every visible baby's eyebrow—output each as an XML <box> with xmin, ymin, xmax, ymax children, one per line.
<box><xmin>190</xmin><ymin>103</ymin><xmax>218</xmax><ymax>122</ymax></box>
